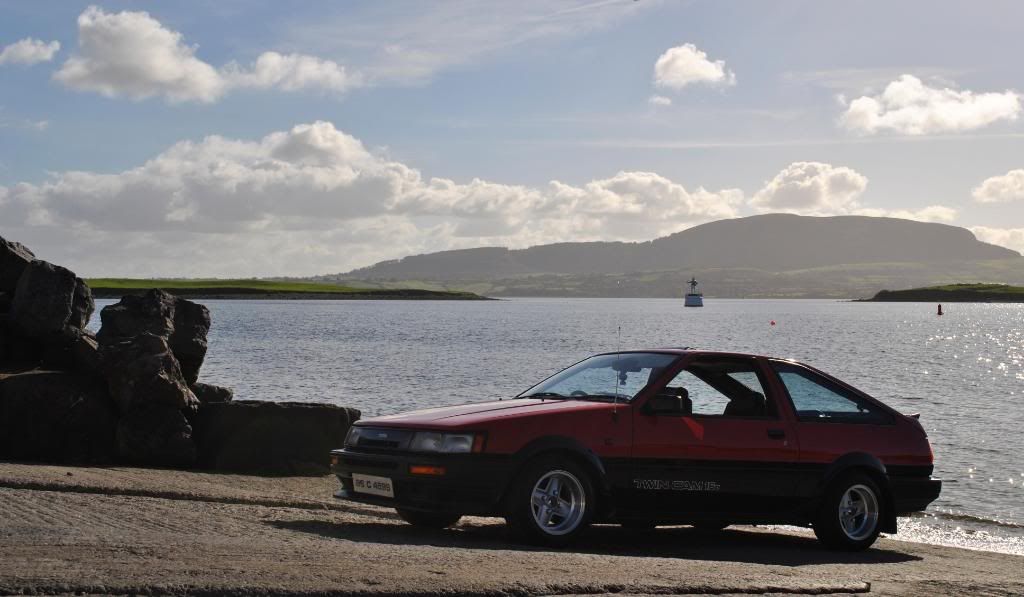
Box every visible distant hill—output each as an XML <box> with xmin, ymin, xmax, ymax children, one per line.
<box><xmin>865</xmin><ymin>283</ymin><xmax>1024</xmax><ymax>302</ymax></box>
<box><xmin>340</xmin><ymin>214</ymin><xmax>1019</xmax><ymax>282</ymax></box>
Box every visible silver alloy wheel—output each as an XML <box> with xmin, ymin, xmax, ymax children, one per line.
<box><xmin>530</xmin><ymin>469</ymin><xmax>586</xmax><ymax>536</ymax></box>
<box><xmin>838</xmin><ymin>483</ymin><xmax>880</xmax><ymax>541</ymax></box>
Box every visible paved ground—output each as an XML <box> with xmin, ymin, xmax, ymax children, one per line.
<box><xmin>0</xmin><ymin>463</ymin><xmax>1020</xmax><ymax>596</ymax></box>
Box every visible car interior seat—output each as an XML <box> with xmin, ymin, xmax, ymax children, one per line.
<box><xmin>675</xmin><ymin>386</ymin><xmax>693</xmax><ymax>415</ymax></box>
<box><xmin>724</xmin><ymin>391</ymin><xmax>766</xmax><ymax>417</ymax></box>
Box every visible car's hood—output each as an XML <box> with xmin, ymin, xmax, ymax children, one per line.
<box><xmin>360</xmin><ymin>398</ymin><xmax>615</xmax><ymax>429</ymax></box>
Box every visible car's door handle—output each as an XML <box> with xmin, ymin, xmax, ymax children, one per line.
<box><xmin>767</xmin><ymin>429</ymin><xmax>786</xmax><ymax>439</ymax></box>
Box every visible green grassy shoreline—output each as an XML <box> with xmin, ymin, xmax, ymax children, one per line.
<box><xmin>86</xmin><ymin>278</ymin><xmax>489</xmax><ymax>300</ymax></box>
<box><xmin>862</xmin><ymin>283</ymin><xmax>1024</xmax><ymax>302</ymax></box>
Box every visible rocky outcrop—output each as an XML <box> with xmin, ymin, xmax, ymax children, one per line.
<box><xmin>0</xmin><ymin>370</ymin><xmax>117</xmax><ymax>463</ymax></box>
<box><xmin>97</xmin><ymin>291</ymin><xmax>210</xmax><ymax>466</ymax></box>
<box><xmin>195</xmin><ymin>401</ymin><xmax>359</xmax><ymax>475</ymax></box>
<box><xmin>0</xmin><ymin>234</ymin><xmax>359</xmax><ymax>474</ymax></box>
<box><xmin>97</xmin><ymin>289</ymin><xmax>210</xmax><ymax>385</ymax></box>
<box><xmin>0</xmin><ymin>237</ymin><xmax>34</xmax><ymax>293</ymax></box>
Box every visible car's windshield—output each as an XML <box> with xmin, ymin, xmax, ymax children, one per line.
<box><xmin>519</xmin><ymin>352</ymin><xmax>679</xmax><ymax>401</ymax></box>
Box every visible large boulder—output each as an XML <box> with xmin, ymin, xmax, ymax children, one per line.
<box><xmin>0</xmin><ymin>370</ymin><xmax>117</xmax><ymax>463</ymax></box>
<box><xmin>10</xmin><ymin>260</ymin><xmax>77</xmax><ymax>338</ymax></box>
<box><xmin>116</xmin><ymin>404</ymin><xmax>197</xmax><ymax>466</ymax></box>
<box><xmin>194</xmin><ymin>401</ymin><xmax>360</xmax><ymax>475</ymax></box>
<box><xmin>100</xmin><ymin>333</ymin><xmax>198</xmax><ymax>413</ymax></box>
<box><xmin>0</xmin><ymin>236</ymin><xmax>34</xmax><ymax>293</ymax></box>
<box><xmin>98</xmin><ymin>289</ymin><xmax>210</xmax><ymax>384</ymax></box>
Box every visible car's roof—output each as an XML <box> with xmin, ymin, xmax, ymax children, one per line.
<box><xmin>599</xmin><ymin>348</ymin><xmax>775</xmax><ymax>359</ymax></box>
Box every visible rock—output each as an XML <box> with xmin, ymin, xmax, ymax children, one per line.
<box><xmin>0</xmin><ymin>236</ymin><xmax>35</xmax><ymax>293</ymax></box>
<box><xmin>116</xmin><ymin>405</ymin><xmax>197</xmax><ymax>466</ymax></box>
<box><xmin>191</xmin><ymin>382</ymin><xmax>233</xmax><ymax>404</ymax></box>
<box><xmin>194</xmin><ymin>401</ymin><xmax>360</xmax><ymax>475</ymax></box>
<box><xmin>0</xmin><ymin>324</ymin><xmax>42</xmax><ymax>367</ymax></box>
<box><xmin>10</xmin><ymin>260</ymin><xmax>77</xmax><ymax>338</ymax></box>
<box><xmin>0</xmin><ymin>370</ymin><xmax>117</xmax><ymax>463</ymax></box>
<box><xmin>98</xmin><ymin>289</ymin><xmax>209</xmax><ymax>384</ymax></box>
<box><xmin>72</xmin><ymin>331</ymin><xmax>102</xmax><ymax>376</ymax></box>
<box><xmin>69</xmin><ymin>277</ymin><xmax>94</xmax><ymax>330</ymax></box>
<box><xmin>171</xmin><ymin>298</ymin><xmax>210</xmax><ymax>385</ymax></box>
<box><xmin>100</xmin><ymin>333</ymin><xmax>198</xmax><ymax>413</ymax></box>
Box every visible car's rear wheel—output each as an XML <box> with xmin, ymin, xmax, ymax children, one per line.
<box><xmin>396</xmin><ymin>508</ymin><xmax>462</xmax><ymax>529</ymax></box>
<box><xmin>813</xmin><ymin>473</ymin><xmax>883</xmax><ymax>551</ymax></box>
<box><xmin>507</xmin><ymin>457</ymin><xmax>595</xmax><ymax>546</ymax></box>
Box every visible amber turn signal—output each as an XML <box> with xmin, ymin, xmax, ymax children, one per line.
<box><xmin>409</xmin><ymin>465</ymin><xmax>446</xmax><ymax>476</ymax></box>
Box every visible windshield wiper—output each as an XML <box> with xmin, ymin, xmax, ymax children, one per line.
<box><xmin>522</xmin><ymin>392</ymin><xmax>567</xmax><ymax>399</ymax></box>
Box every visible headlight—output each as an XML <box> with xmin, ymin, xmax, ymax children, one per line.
<box><xmin>410</xmin><ymin>432</ymin><xmax>481</xmax><ymax>453</ymax></box>
<box><xmin>344</xmin><ymin>426</ymin><xmax>363</xmax><ymax>447</ymax></box>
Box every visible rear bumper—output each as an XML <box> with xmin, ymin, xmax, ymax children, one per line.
<box><xmin>330</xmin><ymin>448</ymin><xmax>511</xmax><ymax>515</ymax></box>
<box><xmin>890</xmin><ymin>476</ymin><xmax>942</xmax><ymax>514</ymax></box>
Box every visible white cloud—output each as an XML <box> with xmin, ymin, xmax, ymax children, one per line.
<box><xmin>750</xmin><ymin>162</ymin><xmax>868</xmax><ymax>214</ymax></box>
<box><xmin>840</xmin><ymin>75</ymin><xmax>1022</xmax><ymax>135</ymax></box>
<box><xmin>53</xmin><ymin>6</ymin><xmax>360</xmax><ymax>103</ymax></box>
<box><xmin>223</xmin><ymin>51</ymin><xmax>360</xmax><ymax>93</ymax></box>
<box><xmin>969</xmin><ymin>226</ymin><xmax>1024</xmax><ymax>254</ymax></box>
<box><xmin>648</xmin><ymin>95</ymin><xmax>672</xmax><ymax>107</ymax></box>
<box><xmin>749</xmin><ymin>161</ymin><xmax>955</xmax><ymax>223</ymax></box>
<box><xmin>0</xmin><ymin>38</ymin><xmax>60</xmax><ymax>66</ymax></box>
<box><xmin>972</xmin><ymin>169</ymin><xmax>1024</xmax><ymax>203</ymax></box>
<box><xmin>1</xmin><ymin>121</ymin><xmax>742</xmax><ymax>277</ymax></box>
<box><xmin>654</xmin><ymin>43</ymin><xmax>735</xmax><ymax>90</ymax></box>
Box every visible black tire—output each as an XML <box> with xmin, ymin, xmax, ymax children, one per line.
<box><xmin>506</xmin><ymin>456</ymin><xmax>595</xmax><ymax>546</ymax></box>
<box><xmin>813</xmin><ymin>473</ymin><xmax>884</xmax><ymax>551</ymax></box>
<box><xmin>691</xmin><ymin>521</ymin><xmax>730</xmax><ymax>532</ymax></box>
<box><xmin>395</xmin><ymin>508</ymin><xmax>462</xmax><ymax>529</ymax></box>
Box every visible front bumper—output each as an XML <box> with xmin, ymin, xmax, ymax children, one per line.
<box><xmin>890</xmin><ymin>476</ymin><xmax>942</xmax><ymax>514</ymax></box>
<box><xmin>330</xmin><ymin>448</ymin><xmax>511</xmax><ymax>515</ymax></box>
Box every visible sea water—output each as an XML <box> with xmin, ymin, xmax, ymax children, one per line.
<box><xmin>91</xmin><ymin>297</ymin><xmax>1024</xmax><ymax>554</ymax></box>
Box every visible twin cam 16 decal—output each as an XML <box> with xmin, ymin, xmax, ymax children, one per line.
<box><xmin>633</xmin><ymin>479</ymin><xmax>722</xmax><ymax>492</ymax></box>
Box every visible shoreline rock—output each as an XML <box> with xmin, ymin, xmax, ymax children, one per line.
<box><xmin>0</xmin><ymin>234</ymin><xmax>360</xmax><ymax>474</ymax></box>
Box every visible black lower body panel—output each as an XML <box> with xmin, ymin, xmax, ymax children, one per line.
<box><xmin>331</xmin><ymin>449</ymin><xmax>510</xmax><ymax>516</ymax></box>
<box><xmin>890</xmin><ymin>476</ymin><xmax>942</xmax><ymax>514</ymax></box>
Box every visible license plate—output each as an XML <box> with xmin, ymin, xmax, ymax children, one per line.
<box><xmin>352</xmin><ymin>474</ymin><xmax>394</xmax><ymax>498</ymax></box>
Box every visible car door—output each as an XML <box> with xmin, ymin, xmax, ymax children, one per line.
<box><xmin>628</xmin><ymin>355</ymin><xmax>801</xmax><ymax>517</ymax></box>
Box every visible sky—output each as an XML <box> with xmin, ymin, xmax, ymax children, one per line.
<box><xmin>1</xmin><ymin>0</ymin><xmax>1023</xmax><ymax>277</ymax></box>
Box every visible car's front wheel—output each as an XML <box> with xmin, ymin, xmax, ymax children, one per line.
<box><xmin>506</xmin><ymin>457</ymin><xmax>595</xmax><ymax>546</ymax></box>
<box><xmin>813</xmin><ymin>473</ymin><xmax>883</xmax><ymax>551</ymax></box>
<box><xmin>396</xmin><ymin>508</ymin><xmax>462</xmax><ymax>529</ymax></box>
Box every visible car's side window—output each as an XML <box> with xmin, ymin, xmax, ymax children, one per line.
<box><xmin>663</xmin><ymin>359</ymin><xmax>775</xmax><ymax>418</ymax></box>
<box><xmin>772</xmin><ymin>362</ymin><xmax>891</xmax><ymax>424</ymax></box>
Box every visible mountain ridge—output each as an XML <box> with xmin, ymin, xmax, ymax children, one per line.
<box><xmin>341</xmin><ymin>214</ymin><xmax>1019</xmax><ymax>281</ymax></box>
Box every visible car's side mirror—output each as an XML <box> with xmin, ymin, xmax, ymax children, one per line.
<box><xmin>644</xmin><ymin>394</ymin><xmax>691</xmax><ymax>416</ymax></box>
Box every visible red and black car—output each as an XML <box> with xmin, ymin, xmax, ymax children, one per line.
<box><xmin>330</xmin><ymin>349</ymin><xmax>941</xmax><ymax>550</ymax></box>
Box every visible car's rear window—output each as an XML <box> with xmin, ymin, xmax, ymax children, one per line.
<box><xmin>772</xmin><ymin>362</ymin><xmax>892</xmax><ymax>424</ymax></box>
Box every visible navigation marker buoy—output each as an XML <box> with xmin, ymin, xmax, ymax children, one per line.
<box><xmin>937</xmin><ymin>304</ymin><xmax>943</xmax><ymax>316</ymax></box>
